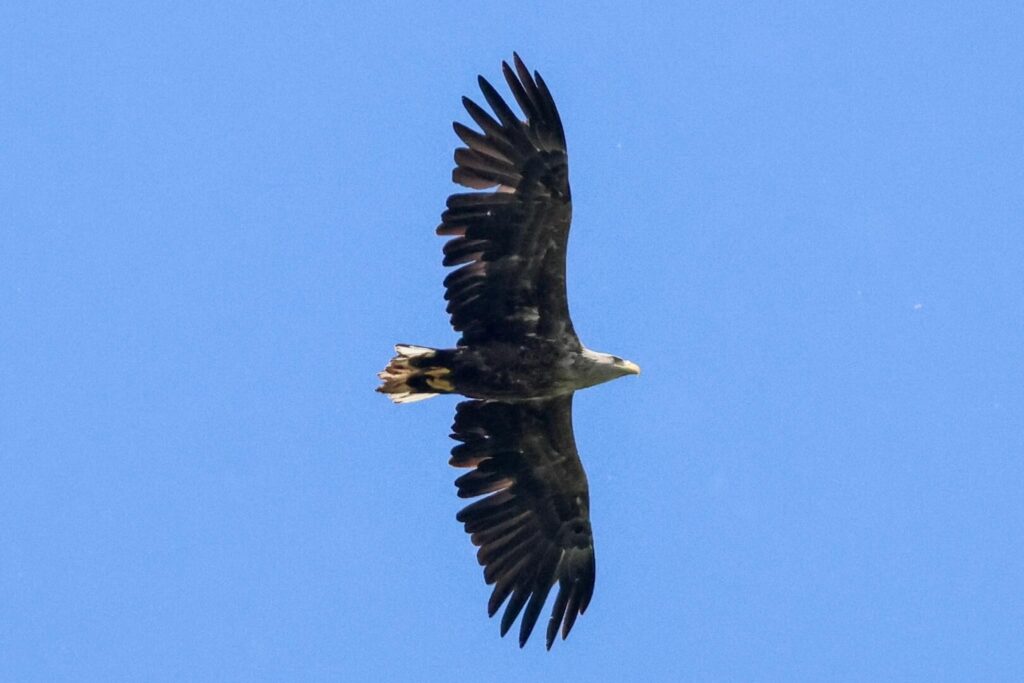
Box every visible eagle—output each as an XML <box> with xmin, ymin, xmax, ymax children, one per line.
<box><xmin>377</xmin><ymin>54</ymin><xmax>639</xmax><ymax>649</ymax></box>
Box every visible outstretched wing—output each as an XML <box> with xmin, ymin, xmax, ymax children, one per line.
<box><xmin>437</xmin><ymin>54</ymin><xmax>578</xmax><ymax>349</ymax></box>
<box><xmin>449</xmin><ymin>395</ymin><xmax>596</xmax><ymax>648</ymax></box>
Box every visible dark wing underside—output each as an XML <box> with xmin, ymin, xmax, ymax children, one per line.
<box><xmin>449</xmin><ymin>395</ymin><xmax>596</xmax><ymax>648</ymax></box>
<box><xmin>437</xmin><ymin>54</ymin><xmax>578</xmax><ymax>349</ymax></box>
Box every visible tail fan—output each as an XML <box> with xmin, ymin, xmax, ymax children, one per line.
<box><xmin>377</xmin><ymin>345</ymin><xmax>454</xmax><ymax>403</ymax></box>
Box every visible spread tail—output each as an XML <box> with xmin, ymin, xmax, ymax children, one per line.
<box><xmin>377</xmin><ymin>345</ymin><xmax>455</xmax><ymax>403</ymax></box>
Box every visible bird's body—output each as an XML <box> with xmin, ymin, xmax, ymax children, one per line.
<box><xmin>378</xmin><ymin>54</ymin><xmax>638</xmax><ymax>648</ymax></box>
<box><xmin>379</xmin><ymin>341</ymin><xmax>637</xmax><ymax>401</ymax></box>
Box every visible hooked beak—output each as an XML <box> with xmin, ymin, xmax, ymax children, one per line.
<box><xmin>620</xmin><ymin>360</ymin><xmax>641</xmax><ymax>376</ymax></box>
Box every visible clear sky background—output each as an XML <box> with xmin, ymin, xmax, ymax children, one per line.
<box><xmin>3</xmin><ymin>3</ymin><xmax>1022</xmax><ymax>681</ymax></box>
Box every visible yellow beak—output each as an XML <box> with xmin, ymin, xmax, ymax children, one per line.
<box><xmin>621</xmin><ymin>360</ymin><xmax>641</xmax><ymax>376</ymax></box>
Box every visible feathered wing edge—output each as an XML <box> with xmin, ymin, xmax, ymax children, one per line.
<box><xmin>449</xmin><ymin>396</ymin><xmax>596</xmax><ymax>648</ymax></box>
<box><xmin>436</xmin><ymin>54</ymin><xmax>576</xmax><ymax>347</ymax></box>
<box><xmin>447</xmin><ymin>52</ymin><xmax>567</xmax><ymax>193</ymax></box>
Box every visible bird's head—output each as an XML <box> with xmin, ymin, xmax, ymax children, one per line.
<box><xmin>579</xmin><ymin>348</ymin><xmax>641</xmax><ymax>386</ymax></box>
<box><xmin>609</xmin><ymin>355</ymin><xmax>641</xmax><ymax>377</ymax></box>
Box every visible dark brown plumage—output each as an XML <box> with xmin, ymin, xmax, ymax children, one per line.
<box><xmin>438</xmin><ymin>55</ymin><xmax>576</xmax><ymax>348</ymax></box>
<box><xmin>451</xmin><ymin>396</ymin><xmax>594</xmax><ymax>648</ymax></box>
<box><xmin>377</xmin><ymin>54</ymin><xmax>638</xmax><ymax>648</ymax></box>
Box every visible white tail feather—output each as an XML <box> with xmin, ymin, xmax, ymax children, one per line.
<box><xmin>388</xmin><ymin>391</ymin><xmax>436</xmax><ymax>404</ymax></box>
<box><xmin>377</xmin><ymin>345</ymin><xmax>444</xmax><ymax>403</ymax></box>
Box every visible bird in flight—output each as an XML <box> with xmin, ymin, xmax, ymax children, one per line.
<box><xmin>378</xmin><ymin>54</ymin><xmax>639</xmax><ymax>649</ymax></box>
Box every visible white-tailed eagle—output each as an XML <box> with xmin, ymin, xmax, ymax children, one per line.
<box><xmin>378</xmin><ymin>54</ymin><xmax>639</xmax><ymax>648</ymax></box>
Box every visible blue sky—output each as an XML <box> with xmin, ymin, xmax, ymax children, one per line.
<box><xmin>3</xmin><ymin>2</ymin><xmax>1022</xmax><ymax>680</ymax></box>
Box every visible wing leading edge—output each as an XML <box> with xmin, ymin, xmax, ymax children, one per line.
<box><xmin>449</xmin><ymin>395</ymin><xmax>596</xmax><ymax>648</ymax></box>
<box><xmin>437</xmin><ymin>54</ymin><xmax>578</xmax><ymax>349</ymax></box>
